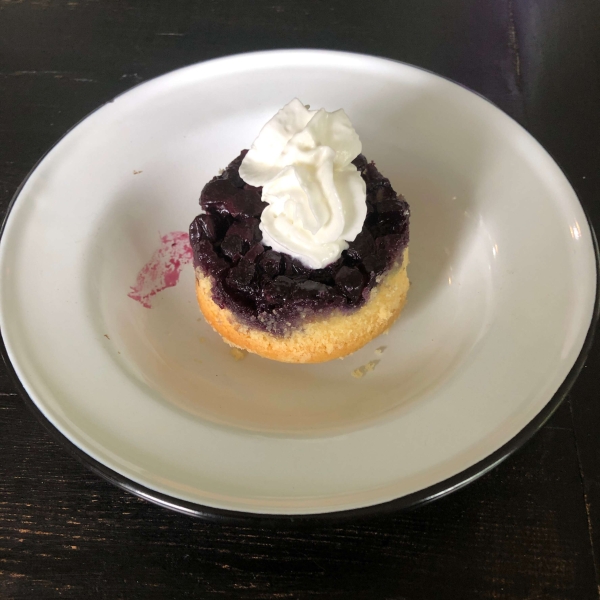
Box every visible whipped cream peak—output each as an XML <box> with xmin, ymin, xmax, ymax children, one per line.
<box><xmin>239</xmin><ymin>99</ymin><xmax>367</xmax><ymax>269</ymax></box>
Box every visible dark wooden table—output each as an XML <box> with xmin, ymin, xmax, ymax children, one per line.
<box><xmin>1</xmin><ymin>1</ymin><xmax>600</xmax><ymax>598</ymax></box>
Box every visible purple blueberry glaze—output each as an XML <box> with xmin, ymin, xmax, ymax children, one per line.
<box><xmin>189</xmin><ymin>151</ymin><xmax>410</xmax><ymax>336</ymax></box>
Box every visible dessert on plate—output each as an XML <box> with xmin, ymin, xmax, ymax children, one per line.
<box><xmin>189</xmin><ymin>99</ymin><xmax>410</xmax><ymax>363</ymax></box>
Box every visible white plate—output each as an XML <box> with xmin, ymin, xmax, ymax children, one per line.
<box><xmin>0</xmin><ymin>50</ymin><xmax>597</xmax><ymax>517</ymax></box>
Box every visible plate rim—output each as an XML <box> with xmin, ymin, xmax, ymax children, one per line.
<box><xmin>1</xmin><ymin>48</ymin><xmax>598</xmax><ymax>521</ymax></box>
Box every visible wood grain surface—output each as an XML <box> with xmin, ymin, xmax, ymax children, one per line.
<box><xmin>1</xmin><ymin>1</ymin><xmax>599</xmax><ymax>598</ymax></box>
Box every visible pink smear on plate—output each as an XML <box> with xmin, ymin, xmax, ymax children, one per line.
<box><xmin>128</xmin><ymin>231</ymin><xmax>193</xmax><ymax>308</ymax></box>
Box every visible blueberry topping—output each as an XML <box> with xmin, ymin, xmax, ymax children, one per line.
<box><xmin>335</xmin><ymin>266</ymin><xmax>365</xmax><ymax>303</ymax></box>
<box><xmin>220</xmin><ymin>234</ymin><xmax>246</xmax><ymax>262</ymax></box>
<box><xmin>190</xmin><ymin>152</ymin><xmax>409</xmax><ymax>336</ymax></box>
<box><xmin>226</xmin><ymin>259</ymin><xmax>256</xmax><ymax>295</ymax></box>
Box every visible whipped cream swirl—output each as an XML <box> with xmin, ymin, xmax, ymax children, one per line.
<box><xmin>239</xmin><ymin>99</ymin><xmax>367</xmax><ymax>269</ymax></box>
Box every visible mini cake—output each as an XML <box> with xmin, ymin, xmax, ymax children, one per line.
<box><xmin>189</xmin><ymin>99</ymin><xmax>410</xmax><ymax>363</ymax></box>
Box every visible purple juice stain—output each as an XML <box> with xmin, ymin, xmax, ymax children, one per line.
<box><xmin>189</xmin><ymin>151</ymin><xmax>410</xmax><ymax>336</ymax></box>
<box><xmin>128</xmin><ymin>231</ymin><xmax>193</xmax><ymax>308</ymax></box>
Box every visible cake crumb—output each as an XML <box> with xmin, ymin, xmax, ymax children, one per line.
<box><xmin>230</xmin><ymin>348</ymin><xmax>247</xmax><ymax>361</ymax></box>
<box><xmin>352</xmin><ymin>359</ymin><xmax>380</xmax><ymax>378</ymax></box>
<box><xmin>352</xmin><ymin>367</ymin><xmax>365</xmax><ymax>378</ymax></box>
<box><xmin>133</xmin><ymin>170</ymin><xmax>142</xmax><ymax>175</ymax></box>
<box><xmin>218</xmin><ymin>168</ymin><xmax>225</xmax><ymax>175</ymax></box>
<box><xmin>375</xmin><ymin>346</ymin><xmax>386</xmax><ymax>355</ymax></box>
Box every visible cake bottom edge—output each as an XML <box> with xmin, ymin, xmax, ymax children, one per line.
<box><xmin>195</xmin><ymin>250</ymin><xmax>410</xmax><ymax>364</ymax></box>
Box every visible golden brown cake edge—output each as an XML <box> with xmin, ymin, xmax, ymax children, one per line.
<box><xmin>195</xmin><ymin>250</ymin><xmax>409</xmax><ymax>364</ymax></box>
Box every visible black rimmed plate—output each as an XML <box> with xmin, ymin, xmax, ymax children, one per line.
<box><xmin>0</xmin><ymin>50</ymin><xmax>597</xmax><ymax>518</ymax></box>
